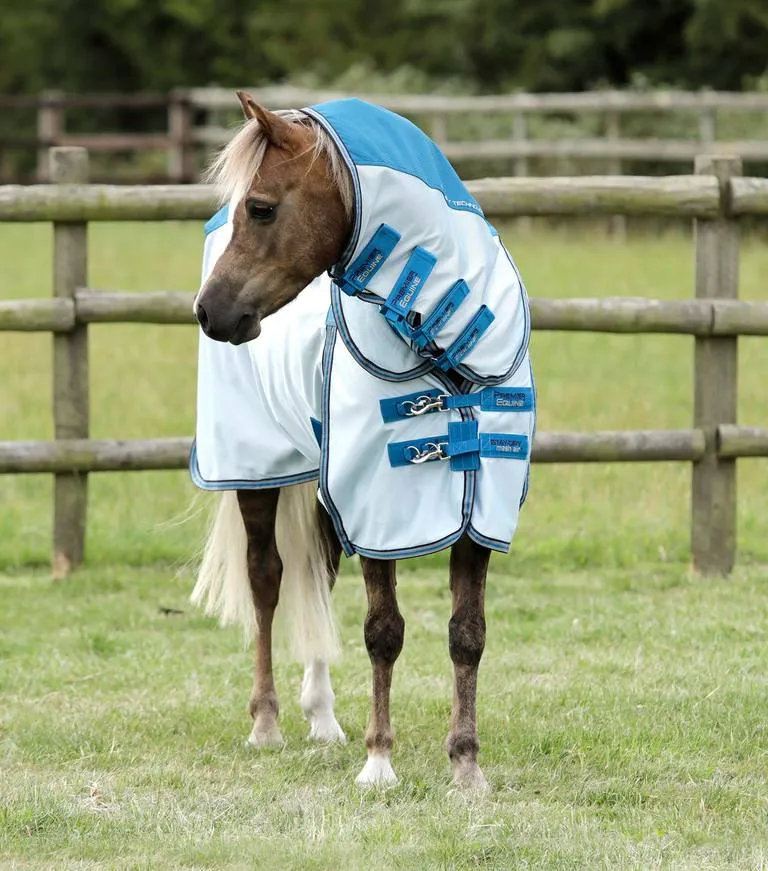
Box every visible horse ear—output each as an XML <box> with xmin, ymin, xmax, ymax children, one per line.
<box><xmin>236</xmin><ymin>90</ymin><xmax>296</xmax><ymax>149</ymax></box>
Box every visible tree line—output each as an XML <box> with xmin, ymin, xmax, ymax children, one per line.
<box><xmin>1</xmin><ymin>0</ymin><xmax>766</xmax><ymax>96</ymax></box>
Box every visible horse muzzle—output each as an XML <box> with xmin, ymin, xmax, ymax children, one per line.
<box><xmin>195</xmin><ymin>283</ymin><xmax>261</xmax><ymax>345</ymax></box>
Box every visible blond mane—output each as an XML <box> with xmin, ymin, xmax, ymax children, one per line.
<box><xmin>205</xmin><ymin>109</ymin><xmax>354</xmax><ymax>218</ymax></box>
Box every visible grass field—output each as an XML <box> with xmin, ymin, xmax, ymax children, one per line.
<box><xmin>2</xmin><ymin>221</ymin><xmax>768</xmax><ymax>868</ymax></box>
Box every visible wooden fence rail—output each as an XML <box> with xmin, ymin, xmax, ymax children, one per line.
<box><xmin>5</xmin><ymin>88</ymin><xmax>768</xmax><ymax>183</ymax></box>
<box><xmin>2</xmin><ymin>147</ymin><xmax>768</xmax><ymax>577</ymax></box>
<box><xmin>6</xmin><ymin>294</ymin><xmax>768</xmax><ymax>337</ymax></box>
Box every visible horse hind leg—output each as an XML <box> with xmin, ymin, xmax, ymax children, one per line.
<box><xmin>274</xmin><ymin>486</ymin><xmax>345</xmax><ymax>744</ymax></box>
<box><xmin>446</xmin><ymin>534</ymin><xmax>492</xmax><ymax>792</ymax></box>
<box><xmin>238</xmin><ymin>488</ymin><xmax>285</xmax><ymax>748</ymax></box>
<box><xmin>300</xmin><ymin>659</ymin><xmax>346</xmax><ymax>743</ymax></box>
<box><xmin>191</xmin><ymin>487</ymin><xmax>283</xmax><ymax>747</ymax></box>
<box><xmin>192</xmin><ymin>484</ymin><xmax>343</xmax><ymax>749</ymax></box>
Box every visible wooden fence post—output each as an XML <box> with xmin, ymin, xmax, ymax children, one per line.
<box><xmin>699</xmin><ymin>109</ymin><xmax>716</xmax><ymax>146</ymax></box>
<box><xmin>50</xmin><ymin>147</ymin><xmax>89</xmax><ymax>578</ymax></box>
<box><xmin>691</xmin><ymin>154</ymin><xmax>741</xmax><ymax>575</ymax></box>
<box><xmin>605</xmin><ymin>110</ymin><xmax>627</xmax><ymax>239</ymax></box>
<box><xmin>168</xmin><ymin>89</ymin><xmax>193</xmax><ymax>183</ymax></box>
<box><xmin>37</xmin><ymin>90</ymin><xmax>64</xmax><ymax>182</ymax></box>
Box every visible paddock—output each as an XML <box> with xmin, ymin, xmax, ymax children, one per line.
<box><xmin>2</xmin><ymin>150</ymin><xmax>768</xmax><ymax>868</ymax></box>
<box><xmin>1</xmin><ymin>149</ymin><xmax>768</xmax><ymax>574</ymax></box>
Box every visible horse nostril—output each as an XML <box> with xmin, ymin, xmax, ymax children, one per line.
<box><xmin>196</xmin><ymin>303</ymin><xmax>210</xmax><ymax>335</ymax></box>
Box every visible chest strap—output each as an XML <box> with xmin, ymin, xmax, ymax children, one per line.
<box><xmin>380</xmin><ymin>386</ymin><xmax>534</xmax><ymax>423</ymax></box>
<box><xmin>387</xmin><ymin>420</ymin><xmax>529</xmax><ymax>472</ymax></box>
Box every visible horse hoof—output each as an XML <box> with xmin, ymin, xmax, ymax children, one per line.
<box><xmin>451</xmin><ymin>761</ymin><xmax>491</xmax><ymax>794</ymax></box>
<box><xmin>246</xmin><ymin>724</ymin><xmax>284</xmax><ymax>749</ymax></box>
<box><xmin>308</xmin><ymin>717</ymin><xmax>347</xmax><ymax>744</ymax></box>
<box><xmin>355</xmin><ymin>754</ymin><xmax>398</xmax><ymax>787</ymax></box>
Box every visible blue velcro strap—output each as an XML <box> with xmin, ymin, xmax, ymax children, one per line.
<box><xmin>387</xmin><ymin>424</ymin><xmax>529</xmax><ymax>470</ymax></box>
<box><xmin>337</xmin><ymin>224</ymin><xmax>401</xmax><ymax>296</ymax></box>
<box><xmin>446</xmin><ymin>420</ymin><xmax>480</xmax><ymax>471</ymax></box>
<box><xmin>379</xmin><ymin>386</ymin><xmax>534</xmax><ymax>423</ymax></box>
<box><xmin>379</xmin><ymin>388</ymin><xmax>444</xmax><ymax>424</ymax></box>
<box><xmin>446</xmin><ymin>386</ymin><xmax>534</xmax><ymax>412</ymax></box>
<box><xmin>387</xmin><ymin>434</ymin><xmax>448</xmax><ymax>468</ymax></box>
<box><xmin>480</xmin><ymin>432</ymin><xmax>529</xmax><ymax>459</ymax></box>
<box><xmin>477</xmin><ymin>387</ymin><xmax>534</xmax><ymax>412</ymax></box>
<box><xmin>435</xmin><ymin>305</ymin><xmax>495</xmax><ymax>371</ymax></box>
<box><xmin>381</xmin><ymin>246</ymin><xmax>436</xmax><ymax>328</ymax></box>
<box><xmin>410</xmin><ymin>280</ymin><xmax>470</xmax><ymax>349</ymax></box>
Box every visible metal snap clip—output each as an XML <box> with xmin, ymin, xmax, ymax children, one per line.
<box><xmin>406</xmin><ymin>441</ymin><xmax>448</xmax><ymax>464</ymax></box>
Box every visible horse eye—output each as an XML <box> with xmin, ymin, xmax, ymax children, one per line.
<box><xmin>246</xmin><ymin>200</ymin><xmax>276</xmax><ymax>221</ymax></box>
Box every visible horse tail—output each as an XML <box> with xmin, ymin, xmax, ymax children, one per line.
<box><xmin>190</xmin><ymin>490</ymin><xmax>253</xmax><ymax>636</ymax></box>
<box><xmin>274</xmin><ymin>483</ymin><xmax>341</xmax><ymax>664</ymax></box>
<box><xmin>191</xmin><ymin>484</ymin><xmax>340</xmax><ymax>664</ymax></box>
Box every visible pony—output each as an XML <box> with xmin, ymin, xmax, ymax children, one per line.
<box><xmin>191</xmin><ymin>91</ymin><xmax>534</xmax><ymax>791</ymax></box>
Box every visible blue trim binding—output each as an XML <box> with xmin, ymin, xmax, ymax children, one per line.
<box><xmin>467</xmin><ymin>525</ymin><xmax>511</xmax><ymax>554</ymax></box>
<box><xmin>189</xmin><ymin>441</ymin><xmax>319</xmax><ymax>491</ymax></box>
<box><xmin>204</xmin><ymin>205</ymin><xmax>229</xmax><ymax>235</ymax></box>
<box><xmin>336</xmin><ymin>223</ymin><xmax>400</xmax><ymax>296</ymax></box>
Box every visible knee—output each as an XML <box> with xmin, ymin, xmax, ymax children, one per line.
<box><xmin>364</xmin><ymin>609</ymin><xmax>405</xmax><ymax>665</ymax></box>
<box><xmin>448</xmin><ymin>607</ymin><xmax>486</xmax><ymax>667</ymax></box>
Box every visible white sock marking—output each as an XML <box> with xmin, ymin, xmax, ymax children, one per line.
<box><xmin>300</xmin><ymin>659</ymin><xmax>346</xmax><ymax>743</ymax></box>
<box><xmin>356</xmin><ymin>753</ymin><xmax>398</xmax><ymax>787</ymax></box>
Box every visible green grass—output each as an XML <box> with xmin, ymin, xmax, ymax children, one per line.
<box><xmin>2</xmin><ymin>222</ymin><xmax>768</xmax><ymax>867</ymax></box>
<box><xmin>3</xmin><ymin>563</ymin><xmax>768</xmax><ymax>869</ymax></box>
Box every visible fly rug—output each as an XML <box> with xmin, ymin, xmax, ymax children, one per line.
<box><xmin>190</xmin><ymin>91</ymin><xmax>536</xmax><ymax>791</ymax></box>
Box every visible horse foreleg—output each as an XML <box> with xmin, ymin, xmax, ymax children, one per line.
<box><xmin>238</xmin><ymin>488</ymin><xmax>283</xmax><ymax>748</ymax></box>
<box><xmin>446</xmin><ymin>534</ymin><xmax>491</xmax><ymax>791</ymax></box>
<box><xmin>355</xmin><ymin>556</ymin><xmax>403</xmax><ymax>786</ymax></box>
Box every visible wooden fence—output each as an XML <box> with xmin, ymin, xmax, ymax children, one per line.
<box><xmin>4</xmin><ymin>88</ymin><xmax>768</xmax><ymax>182</ymax></box>
<box><xmin>2</xmin><ymin>147</ymin><xmax>768</xmax><ymax>577</ymax></box>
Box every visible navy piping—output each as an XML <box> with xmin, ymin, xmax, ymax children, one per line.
<box><xmin>331</xmin><ymin>284</ymin><xmax>434</xmax><ymax>383</ymax></box>
<box><xmin>467</xmin><ymin>525</ymin><xmax>511</xmax><ymax>553</ymax></box>
<box><xmin>351</xmin><ymin>528</ymin><xmax>466</xmax><ymax>560</ymax></box>
<box><xmin>318</xmin><ymin>325</ymin><xmax>356</xmax><ymax>557</ymax></box>
<box><xmin>189</xmin><ymin>441</ymin><xmax>319</xmax><ymax>491</ymax></box>
<box><xmin>454</xmin><ymin>247</ymin><xmax>532</xmax><ymax>385</ymax></box>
